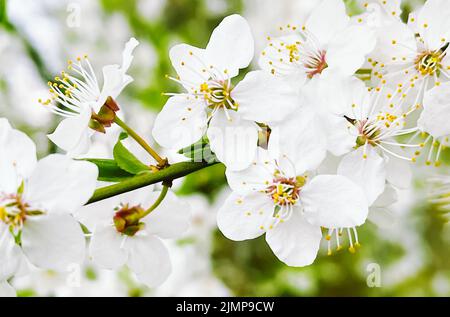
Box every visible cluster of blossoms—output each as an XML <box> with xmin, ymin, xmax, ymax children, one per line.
<box><xmin>1</xmin><ymin>0</ymin><xmax>450</xmax><ymax>296</ymax></box>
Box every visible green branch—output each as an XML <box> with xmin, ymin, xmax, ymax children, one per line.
<box><xmin>88</xmin><ymin>161</ymin><xmax>218</xmax><ymax>204</ymax></box>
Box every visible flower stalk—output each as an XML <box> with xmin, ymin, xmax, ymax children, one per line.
<box><xmin>113</xmin><ymin>116</ymin><xmax>168</xmax><ymax>169</ymax></box>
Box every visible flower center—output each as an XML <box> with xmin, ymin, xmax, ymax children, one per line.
<box><xmin>38</xmin><ymin>55</ymin><xmax>101</xmax><ymax>117</ymax></box>
<box><xmin>304</xmin><ymin>50</ymin><xmax>328</xmax><ymax>78</ymax></box>
<box><xmin>0</xmin><ymin>192</ymin><xmax>43</xmax><ymax>234</ymax></box>
<box><xmin>266</xmin><ymin>175</ymin><xmax>305</xmax><ymax>207</ymax></box>
<box><xmin>415</xmin><ymin>50</ymin><xmax>444</xmax><ymax>76</ymax></box>
<box><xmin>113</xmin><ymin>204</ymin><xmax>146</xmax><ymax>237</ymax></box>
<box><xmin>200</xmin><ymin>79</ymin><xmax>237</xmax><ymax>111</ymax></box>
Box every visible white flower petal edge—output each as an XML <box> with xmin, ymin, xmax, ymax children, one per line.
<box><xmin>418</xmin><ymin>82</ymin><xmax>450</xmax><ymax>139</ymax></box>
<box><xmin>268</xmin><ymin>107</ymin><xmax>327</xmax><ymax>175</ymax></box>
<box><xmin>21</xmin><ymin>214</ymin><xmax>86</xmax><ymax>271</ymax></box>
<box><xmin>232</xmin><ymin>70</ymin><xmax>300</xmax><ymax>124</ymax></box>
<box><xmin>0</xmin><ymin>119</ymin><xmax>37</xmax><ymax>193</ymax></box>
<box><xmin>266</xmin><ymin>211</ymin><xmax>322</xmax><ymax>267</ymax></box>
<box><xmin>217</xmin><ymin>192</ymin><xmax>274</xmax><ymax>241</ymax></box>
<box><xmin>47</xmin><ymin>106</ymin><xmax>92</xmax><ymax>157</ymax></box>
<box><xmin>24</xmin><ymin>154</ymin><xmax>99</xmax><ymax>214</ymax></box>
<box><xmin>127</xmin><ymin>235</ymin><xmax>172</xmax><ymax>288</ymax></box>
<box><xmin>205</xmin><ymin>14</ymin><xmax>254</xmax><ymax>77</ymax></box>
<box><xmin>207</xmin><ymin>109</ymin><xmax>259</xmax><ymax>171</ymax></box>
<box><xmin>98</xmin><ymin>37</ymin><xmax>140</xmax><ymax>107</ymax></box>
<box><xmin>337</xmin><ymin>146</ymin><xmax>386</xmax><ymax>205</ymax></box>
<box><xmin>89</xmin><ymin>224</ymin><xmax>128</xmax><ymax>270</ymax></box>
<box><xmin>301</xmin><ymin>175</ymin><xmax>369</xmax><ymax>229</ymax></box>
<box><xmin>152</xmin><ymin>96</ymin><xmax>207</xmax><ymax>149</ymax></box>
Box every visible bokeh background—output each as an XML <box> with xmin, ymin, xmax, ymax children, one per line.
<box><xmin>1</xmin><ymin>0</ymin><xmax>449</xmax><ymax>297</ymax></box>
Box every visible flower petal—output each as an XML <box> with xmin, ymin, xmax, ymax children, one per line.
<box><xmin>337</xmin><ymin>146</ymin><xmax>386</xmax><ymax>205</ymax></box>
<box><xmin>47</xmin><ymin>107</ymin><xmax>92</xmax><ymax>156</ymax></box>
<box><xmin>152</xmin><ymin>96</ymin><xmax>207</xmax><ymax>149</ymax></box>
<box><xmin>266</xmin><ymin>210</ymin><xmax>321</xmax><ymax>267</ymax></box>
<box><xmin>98</xmin><ymin>65</ymin><xmax>133</xmax><ymax>107</ymax></box>
<box><xmin>24</xmin><ymin>154</ymin><xmax>98</xmax><ymax>214</ymax></box>
<box><xmin>143</xmin><ymin>190</ymin><xmax>190</xmax><ymax>239</ymax></box>
<box><xmin>0</xmin><ymin>224</ymin><xmax>27</xmax><ymax>281</ymax></box>
<box><xmin>217</xmin><ymin>192</ymin><xmax>274</xmax><ymax>241</ymax></box>
<box><xmin>268</xmin><ymin>107</ymin><xmax>327</xmax><ymax>174</ymax></box>
<box><xmin>232</xmin><ymin>70</ymin><xmax>300</xmax><ymax>124</ymax></box>
<box><xmin>305</xmin><ymin>0</ymin><xmax>349</xmax><ymax>46</ymax></box>
<box><xmin>418</xmin><ymin>82</ymin><xmax>450</xmax><ymax>138</ymax></box>
<box><xmin>385</xmin><ymin>153</ymin><xmax>412</xmax><ymax>189</ymax></box>
<box><xmin>89</xmin><ymin>224</ymin><xmax>128</xmax><ymax>270</ymax></box>
<box><xmin>169</xmin><ymin>44</ymin><xmax>209</xmax><ymax>89</ymax></box>
<box><xmin>302</xmin><ymin>175</ymin><xmax>369</xmax><ymax>228</ymax></box>
<box><xmin>417</xmin><ymin>0</ymin><xmax>450</xmax><ymax>51</ymax></box>
<box><xmin>21</xmin><ymin>214</ymin><xmax>86</xmax><ymax>271</ymax></box>
<box><xmin>121</xmin><ymin>37</ymin><xmax>139</xmax><ymax>73</ymax></box>
<box><xmin>225</xmin><ymin>148</ymin><xmax>274</xmax><ymax>194</ymax></box>
<box><xmin>205</xmin><ymin>14</ymin><xmax>254</xmax><ymax>78</ymax></box>
<box><xmin>0</xmin><ymin>118</ymin><xmax>37</xmax><ymax>177</ymax></box>
<box><xmin>207</xmin><ymin>109</ymin><xmax>259</xmax><ymax>171</ymax></box>
<box><xmin>127</xmin><ymin>235</ymin><xmax>171</xmax><ymax>288</ymax></box>
<box><xmin>326</xmin><ymin>25</ymin><xmax>376</xmax><ymax>76</ymax></box>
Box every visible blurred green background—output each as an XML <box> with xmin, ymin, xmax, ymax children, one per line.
<box><xmin>0</xmin><ymin>0</ymin><xmax>449</xmax><ymax>297</ymax></box>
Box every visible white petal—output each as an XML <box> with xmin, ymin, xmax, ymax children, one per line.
<box><xmin>169</xmin><ymin>44</ymin><xmax>209</xmax><ymax>89</ymax></box>
<box><xmin>152</xmin><ymin>96</ymin><xmax>207</xmax><ymax>149</ymax></box>
<box><xmin>417</xmin><ymin>0</ymin><xmax>450</xmax><ymax>51</ymax></box>
<box><xmin>98</xmin><ymin>65</ymin><xmax>133</xmax><ymax>107</ymax></box>
<box><xmin>127</xmin><ymin>235</ymin><xmax>171</xmax><ymax>288</ymax></box>
<box><xmin>337</xmin><ymin>147</ymin><xmax>386</xmax><ymax>205</ymax></box>
<box><xmin>0</xmin><ymin>281</ymin><xmax>16</xmax><ymax>297</ymax></box>
<box><xmin>368</xmin><ymin>207</ymin><xmax>397</xmax><ymax>229</ymax></box>
<box><xmin>266</xmin><ymin>210</ymin><xmax>321</xmax><ymax>267</ymax></box>
<box><xmin>143</xmin><ymin>190</ymin><xmax>190</xmax><ymax>239</ymax></box>
<box><xmin>0</xmin><ymin>224</ymin><xmax>26</xmax><ymax>281</ymax></box>
<box><xmin>47</xmin><ymin>107</ymin><xmax>92</xmax><ymax>156</ymax></box>
<box><xmin>97</xmin><ymin>38</ymin><xmax>139</xmax><ymax>106</ymax></box>
<box><xmin>305</xmin><ymin>0</ymin><xmax>349</xmax><ymax>46</ymax></box>
<box><xmin>217</xmin><ymin>192</ymin><xmax>274</xmax><ymax>241</ymax></box>
<box><xmin>385</xmin><ymin>153</ymin><xmax>412</xmax><ymax>189</ymax></box>
<box><xmin>225</xmin><ymin>148</ymin><xmax>274</xmax><ymax>194</ymax></box>
<box><xmin>205</xmin><ymin>14</ymin><xmax>254</xmax><ymax>77</ymax></box>
<box><xmin>326</xmin><ymin>25</ymin><xmax>376</xmax><ymax>76</ymax></box>
<box><xmin>419</xmin><ymin>82</ymin><xmax>450</xmax><ymax>138</ymax></box>
<box><xmin>302</xmin><ymin>175</ymin><xmax>369</xmax><ymax>228</ymax></box>
<box><xmin>121</xmin><ymin>37</ymin><xmax>139</xmax><ymax>73</ymax></box>
<box><xmin>24</xmin><ymin>154</ymin><xmax>98</xmax><ymax>214</ymax></box>
<box><xmin>258</xmin><ymin>34</ymin><xmax>307</xmax><ymax>83</ymax></box>
<box><xmin>325</xmin><ymin>115</ymin><xmax>357</xmax><ymax>156</ymax></box>
<box><xmin>89</xmin><ymin>224</ymin><xmax>128</xmax><ymax>270</ymax></box>
<box><xmin>0</xmin><ymin>118</ymin><xmax>37</xmax><ymax>179</ymax></box>
<box><xmin>373</xmin><ymin>184</ymin><xmax>399</xmax><ymax>208</ymax></box>
<box><xmin>268</xmin><ymin>107</ymin><xmax>327</xmax><ymax>174</ymax></box>
<box><xmin>21</xmin><ymin>214</ymin><xmax>86</xmax><ymax>271</ymax></box>
<box><xmin>207</xmin><ymin>109</ymin><xmax>258</xmax><ymax>171</ymax></box>
<box><xmin>232</xmin><ymin>70</ymin><xmax>301</xmax><ymax>124</ymax></box>
<box><xmin>0</xmin><ymin>157</ymin><xmax>19</xmax><ymax>195</ymax></box>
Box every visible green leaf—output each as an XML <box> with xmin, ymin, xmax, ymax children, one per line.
<box><xmin>0</xmin><ymin>0</ymin><xmax>7</xmax><ymax>25</ymax></box>
<box><xmin>113</xmin><ymin>134</ymin><xmax>150</xmax><ymax>174</ymax></box>
<box><xmin>84</xmin><ymin>158</ymin><xmax>134</xmax><ymax>182</ymax></box>
<box><xmin>178</xmin><ymin>137</ymin><xmax>218</xmax><ymax>163</ymax></box>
